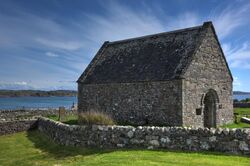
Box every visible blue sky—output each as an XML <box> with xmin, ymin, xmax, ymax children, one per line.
<box><xmin>0</xmin><ymin>0</ymin><xmax>250</xmax><ymax>91</ymax></box>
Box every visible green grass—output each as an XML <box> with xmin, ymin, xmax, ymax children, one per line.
<box><xmin>48</xmin><ymin>108</ymin><xmax>250</xmax><ymax>128</ymax></box>
<box><xmin>222</xmin><ymin>122</ymin><xmax>250</xmax><ymax>128</ymax></box>
<box><xmin>0</xmin><ymin>131</ymin><xmax>250</xmax><ymax>166</ymax></box>
<box><xmin>47</xmin><ymin>114</ymin><xmax>78</xmax><ymax>125</ymax></box>
<box><xmin>234</xmin><ymin>108</ymin><xmax>250</xmax><ymax>117</ymax></box>
<box><xmin>222</xmin><ymin>108</ymin><xmax>250</xmax><ymax>128</ymax></box>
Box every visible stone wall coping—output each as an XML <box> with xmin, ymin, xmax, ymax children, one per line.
<box><xmin>0</xmin><ymin>118</ymin><xmax>38</xmax><ymax>123</ymax></box>
<box><xmin>38</xmin><ymin>117</ymin><xmax>250</xmax><ymax>134</ymax></box>
<box><xmin>0</xmin><ymin>109</ymin><xmax>61</xmax><ymax>122</ymax></box>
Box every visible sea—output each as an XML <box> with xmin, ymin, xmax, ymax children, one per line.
<box><xmin>0</xmin><ymin>96</ymin><xmax>77</xmax><ymax>110</ymax></box>
<box><xmin>0</xmin><ymin>95</ymin><xmax>249</xmax><ymax>110</ymax></box>
<box><xmin>234</xmin><ymin>94</ymin><xmax>250</xmax><ymax>101</ymax></box>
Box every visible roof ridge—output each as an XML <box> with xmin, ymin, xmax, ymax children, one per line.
<box><xmin>108</xmin><ymin>25</ymin><xmax>203</xmax><ymax>45</ymax></box>
<box><xmin>78</xmin><ymin>22</ymin><xmax>213</xmax><ymax>84</ymax></box>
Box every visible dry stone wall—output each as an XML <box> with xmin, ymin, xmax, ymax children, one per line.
<box><xmin>38</xmin><ymin>117</ymin><xmax>250</xmax><ymax>155</ymax></box>
<box><xmin>0</xmin><ymin>119</ymin><xmax>37</xmax><ymax>135</ymax></box>
<box><xmin>0</xmin><ymin>109</ymin><xmax>59</xmax><ymax>121</ymax></box>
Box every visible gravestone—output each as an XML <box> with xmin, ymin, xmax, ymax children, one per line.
<box><xmin>241</xmin><ymin>117</ymin><xmax>250</xmax><ymax>124</ymax></box>
<box><xmin>59</xmin><ymin>107</ymin><xmax>66</xmax><ymax>122</ymax></box>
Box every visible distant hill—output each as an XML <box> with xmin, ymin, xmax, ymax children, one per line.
<box><xmin>233</xmin><ymin>91</ymin><xmax>250</xmax><ymax>95</ymax></box>
<box><xmin>0</xmin><ymin>90</ymin><xmax>77</xmax><ymax>97</ymax></box>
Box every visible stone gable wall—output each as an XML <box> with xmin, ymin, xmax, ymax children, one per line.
<box><xmin>78</xmin><ymin>80</ymin><xmax>183</xmax><ymax>126</ymax></box>
<box><xmin>38</xmin><ymin>117</ymin><xmax>250</xmax><ymax>155</ymax></box>
<box><xmin>183</xmin><ymin>25</ymin><xmax>233</xmax><ymax>127</ymax></box>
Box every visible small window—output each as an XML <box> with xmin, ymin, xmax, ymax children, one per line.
<box><xmin>196</xmin><ymin>108</ymin><xmax>202</xmax><ymax>115</ymax></box>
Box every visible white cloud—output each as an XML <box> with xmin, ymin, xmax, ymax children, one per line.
<box><xmin>45</xmin><ymin>52</ymin><xmax>59</xmax><ymax>57</ymax></box>
<box><xmin>1</xmin><ymin>1</ymin><xmax>250</xmax><ymax>90</ymax></box>
<box><xmin>81</xmin><ymin>2</ymin><xmax>165</xmax><ymax>43</ymax></box>
<box><xmin>233</xmin><ymin>76</ymin><xmax>242</xmax><ymax>87</ymax></box>
<box><xmin>1</xmin><ymin>1</ymin><xmax>248</xmax><ymax>53</ymax></box>
<box><xmin>211</xmin><ymin>4</ymin><xmax>250</xmax><ymax>39</ymax></box>
<box><xmin>167</xmin><ymin>12</ymin><xmax>201</xmax><ymax>30</ymax></box>
<box><xmin>81</xmin><ymin>1</ymin><xmax>250</xmax><ymax>46</ymax></box>
<box><xmin>14</xmin><ymin>81</ymin><xmax>28</xmax><ymax>85</ymax></box>
<box><xmin>231</xmin><ymin>61</ymin><xmax>250</xmax><ymax>69</ymax></box>
<box><xmin>0</xmin><ymin>8</ymin><xmax>87</xmax><ymax>53</ymax></box>
<box><xmin>0</xmin><ymin>81</ymin><xmax>34</xmax><ymax>90</ymax></box>
<box><xmin>223</xmin><ymin>42</ymin><xmax>250</xmax><ymax>69</ymax></box>
<box><xmin>37</xmin><ymin>38</ymin><xmax>83</xmax><ymax>51</ymax></box>
<box><xmin>83</xmin><ymin>2</ymin><xmax>207</xmax><ymax>45</ymax></box>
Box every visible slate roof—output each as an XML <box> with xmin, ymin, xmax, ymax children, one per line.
<box><xmin>78</xmin><ymin>22</ymin><xmax>232</xmax><ymax>84</ymax></box>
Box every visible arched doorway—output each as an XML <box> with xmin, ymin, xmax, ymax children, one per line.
<box><xmin>203</xmin><ymin>89</ymin><xmax>219</xmax><ymax>128</ymax></box>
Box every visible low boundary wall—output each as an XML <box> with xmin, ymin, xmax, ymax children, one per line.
<box><xmin>0</xmin><ymin>119</ymin><xmax>37</xmax><ymax>135</ymax></box>
<box><xmin>234</xmin><ymin>102</ymin><xmax>250</xmax><ymax>108</ymax></box>
<box><xmin>0</xmin><ymin>109</ymin><xmax>58</xmax><ymax>121</ymax></box>
<box><xmin>37</xmin><ymin>117</ymin><xmax>250</xmax><ymax>155</ymax></box>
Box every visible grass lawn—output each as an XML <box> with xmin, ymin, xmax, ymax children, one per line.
<box><xmin>0</xmin><ymin>131</ymin><xmax>249</xmax><ymax>166</ymax></box>
<box><xmin>234</xmin><ymin>108</ymin><xmax>250</xmax><ymax>118</ymax></box>
<box><xmin>222</xmin><ymin>108</ymin><xmax>250</xmax><ymax>128</ymax></box>
<box><xmin>48</xmin><ymin>108</ymin><xmax>250</xmax><ymax>128</ymax></box>
<box><xmin>47</xmin><ymin>114</ymin><xmax>78</xmax><ymax>125</ymax></box>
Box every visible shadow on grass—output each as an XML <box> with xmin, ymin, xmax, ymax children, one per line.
<box><xmin>63</xmin><ymin>119</ymin><xmax>78</xmax><ymax>125</ymax></box>
<box><xmin>46</xmin><ymin>115</ymin><xmax>79</xmax><ymax>125</ymax></box>
<box><xmin>26</xmin><ymin>130</ymin><xmax>113</xmax><ymax>159</ymax></box>
<box><xmin>26</xmin><ymin>129</ymin><xmax>247</xmax><ymax>160</ymax></box>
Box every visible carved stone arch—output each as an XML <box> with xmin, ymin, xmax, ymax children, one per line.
<box><xmin>200</xmin><ymin>93</ymin><xmax>205</xmax><ymax>108</ymax></box>
<box><xmin>201</xmin><ymin>89</ymin><xmax>219</xmax><ymax>106</ymax></box>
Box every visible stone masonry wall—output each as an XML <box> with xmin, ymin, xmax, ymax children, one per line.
<box><xmin>78</xmin><ymin>80</ymin><xmax>183</xmax><ymax>126</ymax></box>
<box><xmin>183</xmin><ymin>24</ymin><xmax>233</xmax><ymax>127</ymax></box>
<box><xmin>38</xmin><ymin>117</ymin><xmax>250</xmax><ymax>155</ymax></box>
<box><xmin>0</xmin><ymin>109</ymin><xmax>58</xmax><ymax>122</ymax></box>
<box><xmin>0</xmin><ymin>119</ymin><xmax>37</xmax><ymax>135</ymax></box>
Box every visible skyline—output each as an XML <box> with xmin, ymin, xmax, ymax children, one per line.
<box><xmin>0</xmin><ymin>0</ymin><xmax>250</xmax><ymax>91</ymax></box>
